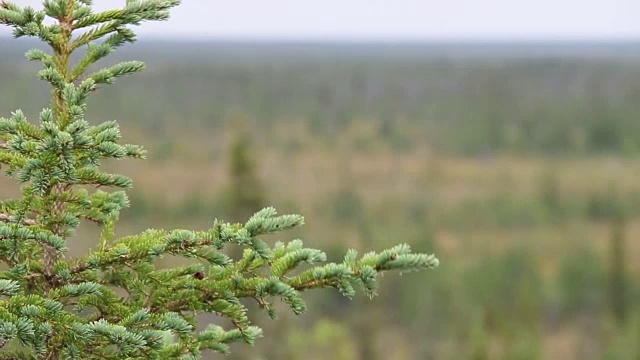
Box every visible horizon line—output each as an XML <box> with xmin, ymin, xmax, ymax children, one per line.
<box><xmin>2</xmin><ymin>34</ymin><xmax>640</xmax><ymax>44</ymax></box>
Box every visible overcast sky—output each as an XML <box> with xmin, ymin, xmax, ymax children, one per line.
<box><xmin>1</xmin><ymin>0</ymin><xmax>639</xmax><ymax>40</ymax></box>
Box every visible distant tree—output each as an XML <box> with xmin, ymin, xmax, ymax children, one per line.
<box><xmin>222</xmin><ymin>112</ymin><xmax>274</xmax><ymax>360</ymax></box>
<box><xmin>0</xmin><ymin>1</ymin><xmax>438</xmax><ymax>359</ymax></box>
<box><xmin>609</xmin><ymin>204</ymin><xmax>627</xmax><ymax>324</ymax></box>
<box><xmin>225</xmin><ymin>111</ymin><xmax>266</xmax><ymax>224</ymax></box>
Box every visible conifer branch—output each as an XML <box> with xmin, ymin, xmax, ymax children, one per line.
<box><xmin>0</xmin><ymin>213</ymin><xmax>36</xmax><ymax>225</ymax></box>
<box><xmin>0</xmin><ymin>1</ymin><xmax>438</xmax><ymax>358</ymax></box>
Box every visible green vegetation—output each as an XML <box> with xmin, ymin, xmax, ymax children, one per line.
<box><xmin>0</xmin><ymin>1</ymin><xmax>438</xmax><ymax>359</ymax></box>
<box><xmin>1</xmin><ymin>4</ymin><xmax>640</xmax><ymax>359</ymax></box>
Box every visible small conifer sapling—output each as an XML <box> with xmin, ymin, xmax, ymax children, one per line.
<box><xmin>0</xmin><ymin>1</ymin><xmax>439</xmax><ymax>359</ymax></box>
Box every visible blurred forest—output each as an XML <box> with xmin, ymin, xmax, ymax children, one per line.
<box><xmin>2</xmin><ymin>39</ymin><xmax>640</xmax><ymax>359</ymax></box>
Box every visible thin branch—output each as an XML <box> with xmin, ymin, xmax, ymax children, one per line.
<box><xmin>0</xmin><ymin>213</ymin><xmax>36</xmax><ymax>225</ymax></box>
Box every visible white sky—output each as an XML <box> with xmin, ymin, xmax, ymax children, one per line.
<box><xmin>1</xmin><ymin>0</ymin><xmax>639</xmax><ymax>40</ymax></box>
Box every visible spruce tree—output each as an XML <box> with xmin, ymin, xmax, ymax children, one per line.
<box><xmin>0</xmin><ymin>1</ymin><xmax>439</xmax><ymax>359</ymax></box>
<box><xmin>609</xmin><ymin>202</ymin><xmax>627</xmax><ymax>325</ymax></box>
<box><xmin>225</xmin><ymin>112</ymin><xmax>266</xmax><ymax>225</ymax></box>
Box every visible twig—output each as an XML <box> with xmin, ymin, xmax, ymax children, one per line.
<box><xmin>0</xmin><ymin>213</ymin><xmax>36</xmax><ymax>225</ymax></box>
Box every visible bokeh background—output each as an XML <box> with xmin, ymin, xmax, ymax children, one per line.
<box><xmin>2</xmin><ymin>1</ymin><xmax>640</xmax><ymax>359</ymax></box>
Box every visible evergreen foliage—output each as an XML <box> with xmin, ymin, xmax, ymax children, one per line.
<box><xmin>0</xmin><ymin>1</ymin><xmax>439</xmax><ymax>358</ymax></box>
<box><xmin>609</xmin><ymin>210</ymin><xmax>627</xmax><ymax>324</ymax></box>
<box><xmin>225</xmin><ymin>112</ymin><xmax>266</xmax><ymax>224</ymax></box>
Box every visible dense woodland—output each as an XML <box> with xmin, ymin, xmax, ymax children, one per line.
<box><xmin>1</xmin><ymin>39</ymin><xmax>640</xmax><ymax>359</ymax></box>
